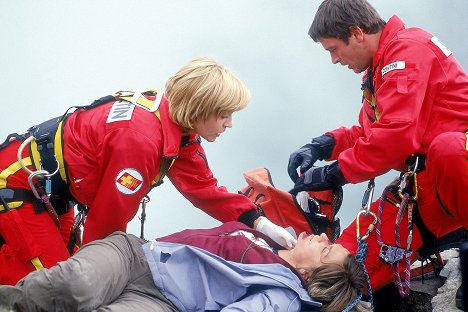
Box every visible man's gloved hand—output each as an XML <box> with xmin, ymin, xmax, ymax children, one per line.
<box><xmin>287</xmin><ymin>134</ymin><xmax>335</xmax><ymax>182</ymax></box>
<box><xmin>289</xmin><ymin>161</ymin><xmax>348</xmax><ymax>195</ymax></box>
<box><xmin>255</xmin><ymin>217</ymin><xmax>297</xmax><ymax>250</ymax></box>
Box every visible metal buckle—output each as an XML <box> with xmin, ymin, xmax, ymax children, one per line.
<box><xmin>379</xmin><ymin>243</ymin><xmax>412</xmax><ymax>264</ymax></box>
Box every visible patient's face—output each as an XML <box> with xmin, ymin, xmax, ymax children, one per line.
<box><xmin>294</xmin><ymin>232</ymin><xmax>349</xmax><ymax>269</ymax></box>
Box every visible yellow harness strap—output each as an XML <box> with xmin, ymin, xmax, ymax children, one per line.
<box><xmin>29</xmin><ymin>119</ymin><xmax>68</xmax><ymax>184</ymax></box>
<box><xmin>30</xmin><ymin>256</ymin><xmax>45</xmax><ymax>271</ymax></box>
<box><xmin>0</xmin><ymin>157</ymin><xmax>33</xmax><ymax>210</ymax></box>
<box><xmin>55</xmin><ymin>120</ymin><xmax>67</xmax><ymax>183</ymax></box>
<box><xmin>150</xmin><ymin>109</ymin><xmax>175</xmax><ymax>187</ymax></box>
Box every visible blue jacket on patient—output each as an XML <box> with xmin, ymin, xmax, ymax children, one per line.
<box><xmin>143</xmin><ymin>240</ymin><xmax>321</xmax><ymax>312</ymax></box>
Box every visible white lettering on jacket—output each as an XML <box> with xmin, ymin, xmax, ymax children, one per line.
<box><xmin>430</xmin><ymin>36</ymin><xmax>452</xmax><ymax>57</ymax></box>
<box><xmin>106</xmin><ymin>100</ymin><xmax>135</xmax><ymax>123</ymax></box>
<box><xmin>381</xmin><ymin>61</ymin><xmax>406</xmax><ymax>77</ymax></box>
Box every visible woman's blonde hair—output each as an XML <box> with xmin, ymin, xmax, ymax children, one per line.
<box><xmin>165</xmin><ymin>57</ymin><xmax>251</xmax><ymax>131</ymax></box>
<box><xmin>307</xmin><ymin>254</ymin><xmax>372</xmax><ymax>312</ymax></box>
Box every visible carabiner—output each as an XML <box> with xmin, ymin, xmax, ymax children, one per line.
<box><xmin>141</xmin><ymin>195</ymin><xmax>150</xmax><ymax>205</ymax></box>
<box><xmin>397</xmin><ymin>172</ymin><xmax>418</xmax><ymax>201</ymax></box>
<box><xmin>361</xmin><ymin>179</ymin><xmax>375</xmax><ymax>214</ymax></box>
<box><xmin>356</xmin><ymin>210</ymin><xmax>378</xmax><ymax>241</ymax></box>
<box><xmin>17</xmin><ymin>136</ymin><xmax>61</xmax><ymax>180</ymax></box>
<box><xmin>28</xmin><ymin>170</ymin><xmax>50</xmax><ymax>199</ymax></box>
<box><xmin>17</xmin><ymin>136</ymin><xmax>36</xmax><ymax>174</ymax></box>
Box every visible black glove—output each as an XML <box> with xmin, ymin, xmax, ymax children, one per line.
<box><xmin>289</xmin><ymin>161</ymin><xmax>348</xmax><ymax>195</ymax></box>
<box><xmin>287</xmin><ymin>134</ymin><xmax>335</xmax><ymax>182</ymax></box>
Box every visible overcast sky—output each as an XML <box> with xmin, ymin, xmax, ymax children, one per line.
<box><xmin>1</xmin><ymin>1</ymin><xmax>467</xmax><ymax>238</ymax></box>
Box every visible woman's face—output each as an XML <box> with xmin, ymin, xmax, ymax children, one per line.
<box><xmin>192</xmin><ymin>112</ymin><xmax>233</xmax><ymax>142</ymax></box>
<box><xmin>294</xmin><ymin>232</ymin><xmax>350</xmax><ymax>270</ymax></box>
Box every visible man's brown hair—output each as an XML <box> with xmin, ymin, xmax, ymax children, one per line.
<box><xmin>309</xmin><ymin>0</ymin><xmax>386</xmax><ymax>43</ymax></box>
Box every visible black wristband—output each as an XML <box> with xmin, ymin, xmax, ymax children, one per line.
<box><xmin>238</xmin><ymin>209</ymin><xmax>262</xmax><ymax>228</ymax></box>
<box><xmin>327</xmin><ymin>161</ymin><xmax>348</xmax><ymax>186</ymax></box>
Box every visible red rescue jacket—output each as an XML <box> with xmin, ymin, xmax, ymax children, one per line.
<box><xmin>63</xmin><ymin>95</ymin><xmax>256</xmax><ymax>243</ymax></box>
<box><xmin>329</xmin><ymin>16</ymin><xmax>468</xmax><ymax>183</ymax></box>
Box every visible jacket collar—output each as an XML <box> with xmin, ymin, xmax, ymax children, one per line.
<box><xmin>158</xmin><ymin>96</ymin><xmax>183</xmax><ymax>158</ymax></box>
<box><xmin>373</xmin><ymin>15</ymin><xmax>406</xmax><ymax>68</ymax></box>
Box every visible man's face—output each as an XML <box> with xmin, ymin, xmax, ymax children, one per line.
<box><xmin>319</xmin><ymin>36</ymin><xmax>371</xmax><ymax>74</ymax></box>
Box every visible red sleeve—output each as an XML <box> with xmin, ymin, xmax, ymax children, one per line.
<box><xmin>167</xmin><ymin>141</ymin><xmax>257</xmax><ymax>223</ymax></box>
<box><xmin>327</xmin><ymin>124</ymin><xmax>365</xmax><ymax>160</ymax></box>
<box><xmin>82</xmin><ymin>128</ymin><xmax>160</xmax><ymax>244</ymax></box>
<box><xmin>337</xmin><ymin>40</ymin><xmax>446</xmax><ymax>183</ymax></box>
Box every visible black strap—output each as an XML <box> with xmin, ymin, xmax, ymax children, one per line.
<box><xmin>28</xmin><ymin>116</ymin><xmax>62</xmax><ymax>175</ymax></box>
<box><xmin>180</xmin><ymin>135</ymin><xmax>201</xmax><ymax>147</ymax></box>
<box><xmin>0</xmin><ymin>188</ymin><xmax>36</xmax><ymax>203</ymax></box>
<box><xmin>0</xmin><ymin>188</ymin><xmax>37</xmax><ymax>213</ymax></box>
<box><xmin>405</xmin><ymin>154</ymin><xmax>427</xmax><ymax>173</ymax></box>
<box><xmin>27</xmin><ymin>117</ymin><xmax>73</xmax><ymax>215</ymax></box>
<box><xmin>0</xmin><ymin>133</ymin><xmax>27</xmax><ymax>151</ymax></box>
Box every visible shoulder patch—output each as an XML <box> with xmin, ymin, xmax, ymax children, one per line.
<box><xmin>115</xmin><ymin>168</ymin><xmax>143</xmax><ymax>195</ymax></box>
<box><xmin>106</xmin><ymin>100</ymin><xmax>135</xmax><ymax>124</ymax></box>
<box><xmin>430</xmin><ymin>36</ymin><xmax>452</xmax><ymax>57</ymax></box>
<box><xmin>381</xmin><ymin>61</ymin><xmax>405</xmax><ymax>77</ymax></box>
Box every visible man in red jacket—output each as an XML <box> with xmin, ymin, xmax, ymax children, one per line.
<box><xmin>0</xmin><ymin>57</ymin><xmax>296</xmax><ymax>285</ymax></box>
<box><xmin>288</xmin><ymin>0</ymin><xmax>468</xmax><ymax>296</ymax></box>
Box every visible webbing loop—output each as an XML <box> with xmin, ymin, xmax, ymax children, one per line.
<box><xmin>139</xmin><ymin>195</ymin><xmax>150</xmax><ymax>240</ymax></box>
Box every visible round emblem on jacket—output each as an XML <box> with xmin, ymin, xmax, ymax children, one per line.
<box><xmin>115</xmin><ymin>168</ymin><xmax>143</xmax><ymax>195</ymax></box>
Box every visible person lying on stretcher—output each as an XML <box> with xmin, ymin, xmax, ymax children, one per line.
<box><xmin>0</xmin><ymin>221</ymin><xmax>371</xmax><ymax>312</ymax></box>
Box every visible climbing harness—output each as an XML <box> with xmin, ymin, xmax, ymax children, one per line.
<box><xmin>13</xmin><ymin>89</ymin><xmax>168</xmax><ymax>232</ymax></box>
<box><xmin>6</xmin><ymin>89</ymin><xmax>180</xmax><ymax>256</ymax></box>
<box><xmin>376</xmin><ymin>163</ymin><xmax>419</xmax><ymax>298</ymax></box>
<box><xmin>17</xmin><ymin>137</ymin><xmax>63</xmax><ymax>229</ymax></box>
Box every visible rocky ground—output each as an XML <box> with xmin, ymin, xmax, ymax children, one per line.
<box><xmin>373</xmin><ymin>249</ymin><xmax>462</xmax><ymax>312</ymax></box>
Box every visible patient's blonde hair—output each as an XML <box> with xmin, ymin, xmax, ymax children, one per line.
<box><xmin>165</xmin><ymin>57</ymin><xmax>251</xmax><ymax>131</ymax></box>
<box><xmin>308</xmin><ymin>254</ymin><xmax>372</xmax><ymax>312</ymax></box>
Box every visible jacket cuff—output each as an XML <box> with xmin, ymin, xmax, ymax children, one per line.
<box><xmin>238</xmin><ymin>209</ymin><xmax>262</xmax><ymax>228</ymax></box>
